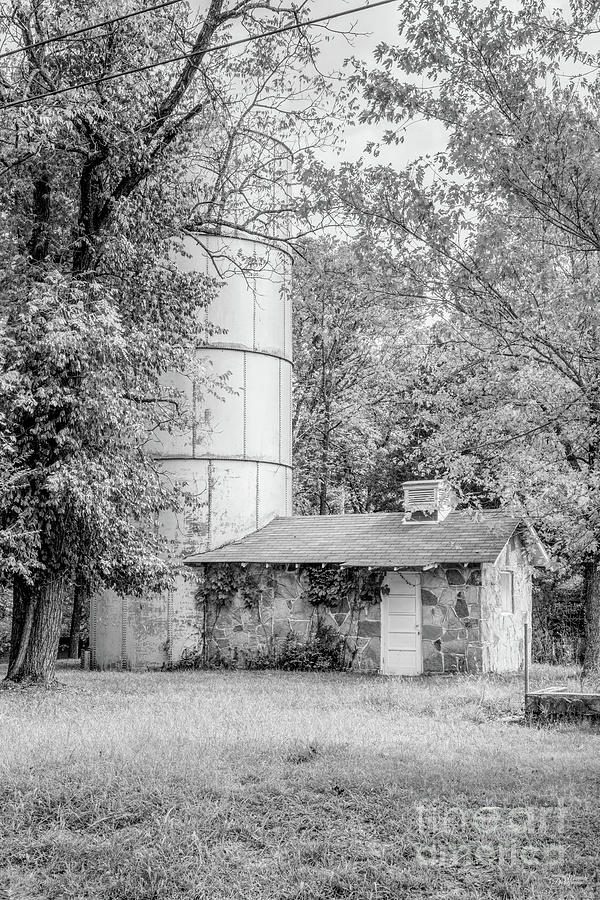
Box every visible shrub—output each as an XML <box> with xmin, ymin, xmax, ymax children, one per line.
<box><xmin>246</xmin><ymin>622</ymin><xmax>348</xmax><ymax>672</ymax></box>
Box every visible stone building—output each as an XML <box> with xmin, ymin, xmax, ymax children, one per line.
<box><xmin>87</xmin><ymin>236</ymin><xmax>548</xmax><ymax>676</ymax></box>
<box><xmin>185</xmin><ymin>480</ymin><xmax>548</xmax><ymax>675</ymax></box>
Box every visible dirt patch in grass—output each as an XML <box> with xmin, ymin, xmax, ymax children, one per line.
<box><xmin>1</xmin><ymin>665</ymin><xmax>599</xmax><ymax>899</ymax></box>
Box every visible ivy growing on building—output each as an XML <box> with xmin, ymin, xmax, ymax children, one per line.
<box><xmin>188</xmin><ymin>562</ymin><xmax>389</xmax><ymax>671</ymax></box>
<box><xmin>195</xmin><ymin>563</ymin><xmax>389</xmax><ymax>613</ymax></box>
<box><xmin>298</xmin><ymin>565</ymin><xmax>389</xmax><ymax>609</ymax></box>
<box><xmin>195</xmin><ymin>563</ymin><xmax>266</xmax><ymax>612</ymax></box>
<box><xmin>191</xmin><ymin>563</ymin><xmax>268</xmax><ymax>667</ymax></box>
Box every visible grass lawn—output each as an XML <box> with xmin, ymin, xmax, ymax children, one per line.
<box><xmin>1</xmin><ymin>664</ymin><xmax>599</xmax><ymax>900</ymax></box>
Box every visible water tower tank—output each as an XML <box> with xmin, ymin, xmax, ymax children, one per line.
<box><xmin>90</xmin><ymin>233</ymin><xmax>292</xmax><ymax>669</ymax></box>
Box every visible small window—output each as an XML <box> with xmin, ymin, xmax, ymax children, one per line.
<box><xmin>500</xmin><ymin>570</ymin><xmax>514</xmax><ymax>614</ymax></box>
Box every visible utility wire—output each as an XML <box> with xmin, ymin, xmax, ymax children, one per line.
<box><xmin>0</xmin><ymin>0</ymin><xmax>184</xmax><ymax>62</ymax></box>
<box><xmin>0</xmin><ymin>0</ymin><xmax>399</xmax><ymax>112</ymax></box>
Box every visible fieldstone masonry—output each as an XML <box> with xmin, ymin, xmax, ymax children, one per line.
<box><xmin>188</xmin><ymin>533</ymin><xmax>530</xmax><ymax>674</ymax></box>
<box><xmin>201</xmin><ymin>567</ymin><xmax>382</xmax><ymax>671</ymax></box>
<box><xmin>420</xmin><ymin>534</ymin><xmax>530</xmax><ymax>673</ymax></box>
<box><xmin>481</xmin><ymin>532</ymin><xmax>531</xmax><ymax>672</ymax></box>
<box><xmin>420</xmin><ymin>563</ymin><xmax>484</xmax><ymax>674</ymax></box>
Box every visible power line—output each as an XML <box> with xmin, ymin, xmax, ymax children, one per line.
<box><xmin>0</xmin><ymin>0</ymin><xmax>399</xmax><ymax>112</ymax></box>
<box><xmin>0</xmin><ymin>0</ymin><xmax>184</xmax><ymax>62</ymax></box>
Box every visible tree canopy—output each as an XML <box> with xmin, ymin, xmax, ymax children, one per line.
<box><xmin>0</xmin><ymin>0</ymin><xmax>336</xmax><ymax>682</ymax></box>
<box><xmin>315</xmin><ymin>0</ymin><xmax>600</xmax><ymax>670</ymax></box>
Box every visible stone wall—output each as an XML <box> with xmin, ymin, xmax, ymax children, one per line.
<box><xmin>192</xmin><ymin>552</ymin><xmax>528</xmax><ymax>675</ymax></box>
<box><xmin>481</xmin><ymin>532</ymin><xmax>531</xmax><ymax>672</ymax></box>
<box><xmin>420</xmin><ymin>535</ymin><xmax>532</xmax><ymax>674</ymax></box>
<box><xmin>200</xmin><ymin>567</ymin><xmax>382</xmax><ymax>672</ymax></box>
<box><xmin>93</xmin><ymin>538</ymin><xmax>531</xmax><ymax>673</ymax></box>
<box><xmin>197</xmin><ymin>560</ymin><xmax>513</xmax><ymax>675</ymax></box>
<box><xmin>420</xmin><ymin>564</ymin><xmax>484</xmax><ymax>674</ymax></box>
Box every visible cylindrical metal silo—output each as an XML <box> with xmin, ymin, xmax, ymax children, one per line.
<box><xmin>90</xmin><ymin>233</ymin><xmax>292</xmax><ymax>669</ymax></box>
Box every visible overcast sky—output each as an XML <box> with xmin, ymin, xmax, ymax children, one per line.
<box><xmin>311</xmin><ymin>0</ymin><xmax>447</xmax><ymax>167</ymax></box>
<box><xmin>190</xmin><ymin>0</ymin><xmax>447</xmax><ymax>169</ymax></box>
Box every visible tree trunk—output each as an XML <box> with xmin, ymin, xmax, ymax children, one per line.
<box><xmin>5</xmin><ymin>576</ymin><xmax>68</xmax><ymax>685</ymax></box>
<box><xmin>29</xmin><ymin>171</ymin><xmax>51</xmax><ymax>262</ymax></box>
<box><xmin>319</xmin><ymin>419</ymin><xmax>331</xmax><ymax>515</ymax></box>
<box><xmin>8</xmin><ymin>577</ymin><xmax>25</xmax><ymax>671</ymax></box>
<box><xmin>582</xmin><ymin>556</ymin><xmax>600</xmax><ymax>674</ymax></box>
<box><xmin>7</xmin><ymin>576</ymin><xmax>35</xmax><ymax>677</ymax></box>
<box><xmin>69</xmin><ymin>576</ymin><xmax>88</xmax><ymax>659</ymax></box>
<box><xmin>319</xmin><ymin>463</ymin><xmax>329</xmax><ymax>515</ymax></box>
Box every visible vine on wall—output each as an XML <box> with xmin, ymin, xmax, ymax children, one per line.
<box><xmin>298</xmin><ymin>565</ymin><xmax>389</xmax><ymax>609</ymax></box>
<box><xmin>186</xmin><ymin>562</ymin><xmax>390</xmax><ymax>670</ymax></box>
<box><xmin>191</xmin><ymin>563</ymin><xmax>269</xmax><ymax>667</ymax></box>
<box><xmin>296</xmin><ymin>565</ymin><xmax>389</xmax><ymax>669</ymax></box>
<box><xmin>195</xmin><ymin>563</ymin><xmax>388</xmax><ymax>614</ymax></box>
<box><xmin>195</xmin><ymin>563</ymin><xmax>266</xmax><ymax>612</ymax></box>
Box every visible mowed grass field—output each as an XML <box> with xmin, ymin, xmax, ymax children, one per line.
<box><xmin>1</xmin><ymin>665</ymin><xmax>599</xmax><ymax>900</ymax></box>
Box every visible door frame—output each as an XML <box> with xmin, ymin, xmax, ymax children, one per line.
<box><xmin>380</xmin><ymin>570</ymin><xmax>423</xmax><ymax>675</ymax></box>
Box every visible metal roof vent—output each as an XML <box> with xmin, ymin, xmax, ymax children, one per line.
<box><xmin>402</xmin><ymin>480</ymin><xmax>455</xmax><ymax>524</ymax></box>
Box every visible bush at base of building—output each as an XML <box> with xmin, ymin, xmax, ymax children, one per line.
<box><xmin>177</xmin><ymin>621</ymin><xmax>349</xmax><ymax>672</ymax></box>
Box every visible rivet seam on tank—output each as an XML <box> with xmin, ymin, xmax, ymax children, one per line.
<box><xmin>243</xmin><ymin>352</ymin><xmax>247</xmax><ymax>459</ymax></box>
<box><xmin>166</xmin><ymin>588</ymin><xmax>174</xmax><ymax>669</ymax></box>
<box><xmin>121</xmin><ymin>595</ymin><xmax>128</xmax><ymax>670</ymax></box>
<box><xmin>192</xmin><ymin>380</ymin><xmax>197</xmax><ymax>459</ymax></box>
<box><xmin>283</xmin><ymin>272</ymin><xmax>287</xmax><ymax>358</ymax></box>
<box><xmin>278</xmin><ymin>358</ymin><xmax>282</xmax><ymax>464</ymax></box>
<box><xmin>207</xmin><ymin>459</ymin><xmax>213</xmax><ymax>549</ymax></box>
<box><xmin>252</xmin><ymin>275</ymin><xmax>257</xmax><ymax>351</ymax></box>
<box><xmin>255</xmin><ymin>461</ymin><xmax>260</xmax><ymax>529</ymax></box>
<box><xmin>90</xmin><ymin>593</ymin><xmax>97</xmax><ymax>667</ymax></box>
<box><xmin>204</xmin><ymin>249</ymin><xmax>211</xmax><ymax>345</ymax></box>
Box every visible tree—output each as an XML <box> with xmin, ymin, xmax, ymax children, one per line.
<box><xmin>327</xmin><ymin>0</ymin><xmax>600</xmax><ymax>670</ymax></box>
<box><xmin>0</xmin><ymin>0</ymin><xmax>335</xmax><ymax>683</ymax></box>
<box><xmin>291</xmin><ymin>236</ymin><xmax>424</xmax><ymax>514</ymax></box>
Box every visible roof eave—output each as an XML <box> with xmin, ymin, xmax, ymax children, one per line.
<box><xmin>184</xmin><ymin>515</ymin><xmax>282</xmax><ymax>566</ymax></box>
<box><xmin>522</xmin><ymin>522</ymin><xmax>551</xmax><ymax>568</ymax></box>
<box><xmin>491</xmin><ymin>520</ymin><xmax>550</xmax><ymax>568</ymax></box>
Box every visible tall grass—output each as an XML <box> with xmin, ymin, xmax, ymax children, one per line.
<box><xmin>1</xmin><ymin>664</ymin><xmax>598</xmax><ymax>899</ymax></box>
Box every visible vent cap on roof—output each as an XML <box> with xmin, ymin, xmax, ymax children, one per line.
<box><xmin>402</xmin><ymin>479</ymin><xmax>455</xmax><ymax>523</ymax></box>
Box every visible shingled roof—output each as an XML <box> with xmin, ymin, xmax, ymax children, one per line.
<box><xmin>185</xmin><ymin>510</ymin><xmax>534</xmax><ymax>568</ymax></box>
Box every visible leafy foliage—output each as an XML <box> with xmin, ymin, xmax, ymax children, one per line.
<box><xmin>0</xmin><ymin>0</ymin><xmax>337</xmax><ymax>680</ymax></box>
<box><xmin>299</xmin><ymin>564</ymin><xmax>389</xmax><ymax>609</ymax></box>
<box><xmin>194</xmin><ymin>563</ymin><xmax>265</xmax><ymax>613</ymax></box>
<box><xmin>188</xmin><ymin>562</ymin><xmax>388</xmax><ymax>671</ymax></box>
<box><xmin>291</xmin><ymin>236</ymin><xmax>426</xmax><ymax>514</ymax></box>
<box><xmin>246</xmin><ymin>622</ymin><xmax>348</xmax><ymax>672</ymax></box>
<box><xmin>331</xmin><ymin>0</ymin><xmax>600</xmax><ymax>559</ymax></box>
<box><xmin>302</xmin><ymin>0</ymin><xmax>600</xmax><ymax>669</ymax></box>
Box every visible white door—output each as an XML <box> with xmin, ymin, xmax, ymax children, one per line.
<box><xmin>381</xmin><ymin>572</ymin><xmax>422</xmax><ymax>675</ymax></box>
